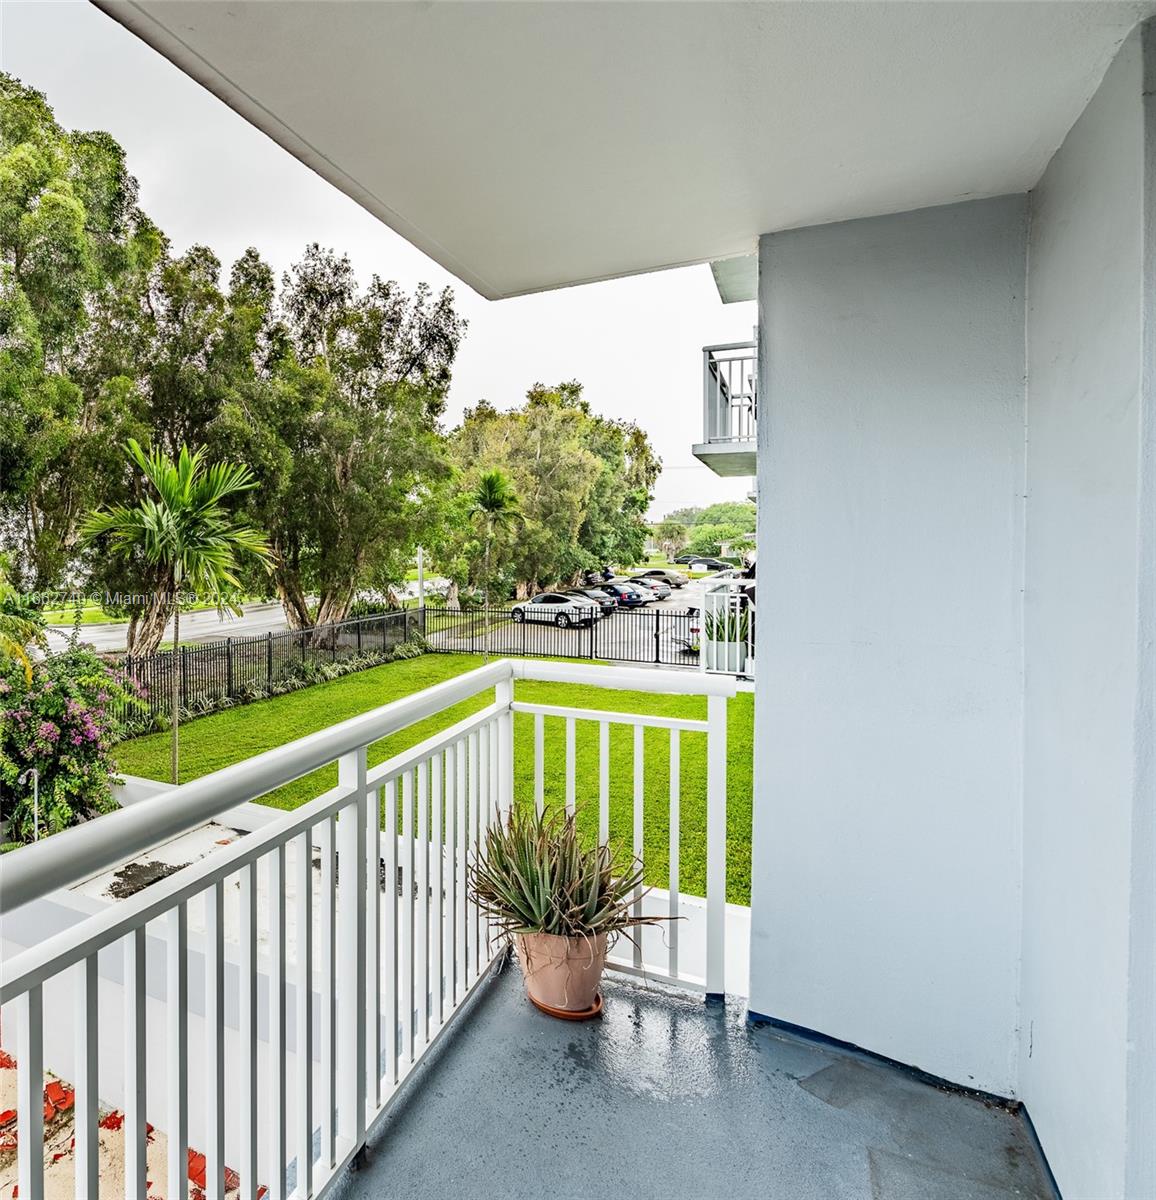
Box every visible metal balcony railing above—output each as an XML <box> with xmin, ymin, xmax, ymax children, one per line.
<box><xmin>0</xmin><ymin>659</ymin><xmax>736</xmax><ymax>1200</ymax></box>
<box><xmin>699</xmin><ymin>579</ymin><xmax>755</xmax><ymax>677</ymax></box>
<box><xmin>702</xmin><ymin>341</ymin><xmax>757</xmax><ymax>445</ymax></box>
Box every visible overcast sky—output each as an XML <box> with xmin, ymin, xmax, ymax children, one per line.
<box><xmin>1</xmin><ymin>0</ymin><xmax>757</xmax><ymax>518</ymax></box>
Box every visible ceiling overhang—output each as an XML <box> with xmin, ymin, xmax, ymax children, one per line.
<box><xmin>93</xmin><ymin>1</ymin><xmax>1154</xmax><ymax>300</ymax></box>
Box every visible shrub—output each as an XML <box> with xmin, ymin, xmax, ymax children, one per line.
<box><xmin>0</xmin><ymin>647</ymin><xmax>143</xmax><ymax>843</ymax></box>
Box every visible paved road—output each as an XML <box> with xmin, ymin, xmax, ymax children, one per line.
<box><xmin>45</xmin><ymin>601</ymin><xmax>290</xmax><ymax>654</ymax></box>
<box><xmin>44</xmin><ymin>579</ymin><xmax>711</xmax><ymax>657</ymax></box>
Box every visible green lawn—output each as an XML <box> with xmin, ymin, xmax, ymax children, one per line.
<box><xmin>115</xmin><ymin>652</ymin><xmax>753</xmax><ymax>903</ymax></box>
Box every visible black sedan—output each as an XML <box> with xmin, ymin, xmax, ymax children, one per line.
<box><xmin>565</xmin><ymin>587</ymin><xmax>617</xmax><ymax>613</ymax></box>
<box><xmin>596</xmin><ymin>582</ymin><xmax>649</xmax><ymax>607</ymax></box>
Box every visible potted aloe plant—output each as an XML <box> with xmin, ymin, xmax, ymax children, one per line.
<box><xmin>702</xmin><ymin>603</ymin><xmax>751</xmax><ymax>673</ymax></box>
<box><xmin>470</xmin><ymin>807</ymin><xmax>660</xmax><ymax>1019</ymax></box>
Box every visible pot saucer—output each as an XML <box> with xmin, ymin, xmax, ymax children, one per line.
<box><xmin>527</xmin><ymin>991</ymin><xmax>603</xmax><ymax>1021</ymax></box>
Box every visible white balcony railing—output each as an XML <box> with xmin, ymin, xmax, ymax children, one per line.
<box><xmin>0</xmin><ymin>659</ymin><xmax>736</xmax><ymax>1200</ymax></box>
<box><xmin>702</xmin><ymin>341</ymin><xmax>757</xmax><ymax>445</ymax></box>
<box><xmin>700</xmin><ymin>580</ymin><xmax>755</xmax><ymax>676</ymax></box>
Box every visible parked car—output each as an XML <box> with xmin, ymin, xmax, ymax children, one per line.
<box><xmin>672</xmin><ymin>553</ymin><xmax>699</xmax><ymax>565</ymax></box>
<box><xmin>627</xmin><ymin>575</ymin><xmax>672</xmax><ymax>599</ymax></box>
<box><xmin>631</xmin><ymin>567</ymin><xmax>688</xmax><ymax>588</ymax></box>
<box><xmin>596</xmin><ymin>582</ymin><xmax>648</xmax><ymax>607</ymax></box>
<box><xmin>686</xmin><ymin>557</ymin><xmax>729</xmax><ymax>572</ymax></box>
<box><xmin>564</xmin><ymin>587</ymin><xmax>616</xmax><ymax>614</ymax></box>
<box><xmin>511</xmin><ymin>592</ymin><xmax>599</xmax><ymax>626</ymax></box>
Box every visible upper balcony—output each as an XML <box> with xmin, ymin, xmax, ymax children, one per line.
<box><xmin>693</xmin><ymin>341</ymin><xmax>758</xmax><ymax>478</ymax></box>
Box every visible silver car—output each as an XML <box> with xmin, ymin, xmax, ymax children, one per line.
<box><xmin>627</xmin><ymin>575</ymin><xmax>672</xmax><ymax>599</ymax></box>
<box><xmin>511</xmin><ymin>592</ymin><xmax>599</xmax><ymax>626</ymax></box>
<box><xmin>632</xmin><ymin>567</ymin><xmax>689</xmax><ymax>588</ymax></box>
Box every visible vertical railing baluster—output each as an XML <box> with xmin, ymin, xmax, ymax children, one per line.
<box><xmin>599</xmin><ymin>721</ymin><xmax>610</xmax><ymax>845</ymax></box>
<box><xmin>402</xmin><ymin>768</ymin><xmax>416</xmax><ymax>1062</ymax></box>
<box><xmin>533</xmin><ymin>711</ymin><xmax>544</xmax><ymax>816</ymax></box>
<box><xmin>384</xmin><ymin>780</ymin><xmax>399</xmax><ymax>1088</ymax></box>
<box><xmin>295</xmin><ymin>833</ymin><xmax>313</xmax><ymax>1199</ymax></box>
<box><xmin>633</xmin><ymin>724</ymin><xmax>645</xmax><ymax>969</ymax></box>
<box><xmin>206</xmin><ymin>882</ymin><xmax>226</xmax><ymax>1200</ymax></box>
<box><xmin>167</xmin><ymin>904</ymin><xmax>189</xmax><ymax>1200</ymax></box>
<box><xmin>469</xmin><ymin>730</ymin><xmax>481</xmax><ymax>980</ymax></box>
<box><xmin>366</xmin><ymin>786</ymin><xmax>381</xmax><ymax>1107</ymax></box>
<box><xmin>125</xmin><ymin>926</ymin><xmax>148</xmax><ymax>1199</ymax></box>
<box><xmin>669</xmin><ymin>729</ymin><xmax>681</xmax><ymax>979</ymax></box>
<box><xmin>417</xmin><ymin>758</ymin><xmax>430</xmax><ymax>1048</ymax></box>
<box><xmin>446</xmin><ymin>746</ymin><xmax>459</xmax><ymax>1006</ymax></box>
<box><xmin>318</xmin><ymin>817</ymin><xmax>336</xmax><ymax>1167</ymax></box>
<box><xmin>239</xmin><ymin>861</ymin><xmax>260</xmax><ymax>1200</ymax></box>
<box><xmin>497</xmin><ymin>673</ymin><xmax>514</xmax><ymax>819</ymax></box>
<box><xmin>17</xmin><ymin>985</ymin><xmax>44</xmax><ymax>1200</ymax></box>
<box><xmin>74</xmin><ymin>957</ymin><xmax>99</xmax><ymax>1198</ymax></box>
<box><xmin>336</xmin><ymin>749</ymin><xmax>368</xmax><ymax>1144</ymax></box>
<box><xmin>706</xmin><ymin>694</ymin><xmax>728</xmax><ymax>1001</ymax></box>
<box><xmin>565</xmin><ymin>717</ymin><xmax>576</xmax><ymax>816</ymax></box>
<box><xmin>433</xmin><ymin>750</ymin><xmax>445</xmax><ymax>1026</ymax></box>
<box><xmin>269</xmin><ymin>845</ymin><xmax>287</xmax><ymax>1200</ymax></box>
<box><xmin>478</xmin><ymin>727</ymin><xmax>490</xmax><ymax>958</ymax></box>
<box><xmin>456</xmin><ymin>737</ymin><xmax>469</xmax><ymax>992</ymax></box>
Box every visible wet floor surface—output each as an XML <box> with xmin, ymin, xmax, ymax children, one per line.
<box><xmin>333</xmin><ymin>968</ymin><xmax>1054</xmax><ymax>1200</ymax></box>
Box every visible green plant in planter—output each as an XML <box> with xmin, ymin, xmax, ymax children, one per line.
<box><xmin>703</xmin><ymin>604</ymin><xmax>750</xmax><ymax>643</ymax></box>
<box><xmin>470</xmin><ymin>806</ymin><xmax>669</xmax><ymax>1016</ymax></box>
<box><xmin>470</xmin><ymin>806</ymin><xmax>654</xmax><ymax>941</ymax></box>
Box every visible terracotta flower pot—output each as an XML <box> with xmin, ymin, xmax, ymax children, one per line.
<box><xmin>515</xmin><ymin>931</ymin><xmax>608</xmax><ymax>1015</ymax></box>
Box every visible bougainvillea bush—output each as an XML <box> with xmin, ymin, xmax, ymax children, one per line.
<box><xmin>0</xmin><ymin>648</ymin><xmax>143</xmax><ymax>844</ymax></box>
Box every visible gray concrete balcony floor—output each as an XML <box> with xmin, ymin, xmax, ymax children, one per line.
<box><xmin>332</xmin><ymin>968</ymin><xmax>1054</xmax><ymax>1200</ymax></box>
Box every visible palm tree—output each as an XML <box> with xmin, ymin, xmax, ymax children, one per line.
<box><xmin>468</xmin><ymin>469</ymin><xmax>521</xmax><ymax>660</ymax></box>
<box><xmin>83</xmin><ymin>440</ymin><xmax>272</xmax><ymax>784</ymax></box>
<box><xmin>0</xmin><ymin>556</ymin><xmax>43</xmax><ymax>685</ymax></box>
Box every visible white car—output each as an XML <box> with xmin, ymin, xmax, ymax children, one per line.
<box><xmin>511</xmin><ymin>592</ymin><xmax>599</xmax><ymax>626</ymax></box>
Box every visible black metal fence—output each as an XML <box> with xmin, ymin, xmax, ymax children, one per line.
<box><xmin>423</xmin><ymin>605</ymin><xmax>700</xmax><ymax>667</ymax></box>
<box><xmin>115</xmin><ymin>609</ymin><xmax>421</xmax><ymax>725</ymax></box>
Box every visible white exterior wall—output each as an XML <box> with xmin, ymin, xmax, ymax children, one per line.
<box><xmin>749</xmin><ymin>196</ymin><xmax>1028</xmax><ymax>1095</ymax></box>
<box><xmin>746</xmin><ymin>25</ymin><xmax>1156</xmax><ymax>1193</ymax></box>
<box><xmin>1020</xmin><ymin>26</ymin><xmax>1156</xmax><ymax>1200</ymax></box>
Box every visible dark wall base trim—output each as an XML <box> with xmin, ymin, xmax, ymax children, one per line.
<box><xmin>1019</xmin><ymin>1103</ymin><xmax>1064</xmax><ymax>1200</ymax></box>
<box><xmin>745</xmin><ymin>1009</ymin><xmax>1062</xmax><ymax>1198</ymax></box>
<box><xmin>746</xmin><ymin>1008</ymin><xmax>1013</xmax><ymax>1105</ymax></box>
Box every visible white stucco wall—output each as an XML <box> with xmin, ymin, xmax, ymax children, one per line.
<box><xmin>1020</xmin><ymin>26</ymin><xmax>1156</xmax><ymax>1200</ymax></box>
<box><xmin>748</xmin><ymin>196</ymin><xmax>1028</xmax><ymax>1095</ymax></box>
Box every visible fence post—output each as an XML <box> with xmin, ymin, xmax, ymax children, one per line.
<box><xmin>226</xmin><ymin>638</ymin><xmax>233</xmax><ymax>697</ymax></box>
<box><xmin>356</xmin><ymin>618</ymin><xmax>362</xmax><ymax>655</ymax></box>
<box><xmin>180</xmin><ymin>647</ymin><xmax>188</xmax><ymax>711</ymax></box>
<box><xmin>705</xmin><ymin>693</ymin><xmax>728</xmax><ymax>1002</ymax></box>
<box><xmin>654</xmin><ymin>608</ymin><xmax>661</xmax><ymax>663</ymax></box>
<box><xmin>266</xmin><ymin>631</ymin><xmax>273</xmax><ymax>685</ymax></box>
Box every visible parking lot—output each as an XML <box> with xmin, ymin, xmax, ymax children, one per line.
<box><xmin>423</xmin><ymin>583</ymin><xmax>708</xmax><ymax>667</ymax></box>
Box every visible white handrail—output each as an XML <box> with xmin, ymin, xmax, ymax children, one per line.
<box><xmin>0</xmin><ymin>655</ymin><xmax>733</xmax><ymax>1199</ymax></box>
<box><xmin>0</xmin><ymin>659</ymin><xmax>513</xmax><ymax>912</ymax></box>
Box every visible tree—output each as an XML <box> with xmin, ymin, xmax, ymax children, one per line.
<box><xmin>469</xmin><ymin>468</ymin><xmax>521</xmax><ymax>658</ymax></box>
<box><xmin>81</xmin><ymin>440</ymin><xmax>271</xmax><ymax>783</ymax></box>
<box><xmin>0</xmin><ymin>73</ymin><xmax>156</xmax><ymax>590</ymax></box>
<box><xmin>225</xmin><ymin>245</ymin><xmax>465</xmax><ymax>636</ymax></box>
<box><xmin>448</xmin><ymin>382</ymin><xmax>659</xmax><ymax>596</ymax></box>
<box><xmin>653</xmin><ymin>520</ymin><xmax>689</xmax><ymax>559</ymax></box>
